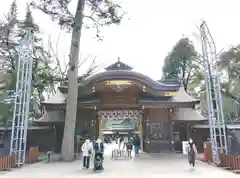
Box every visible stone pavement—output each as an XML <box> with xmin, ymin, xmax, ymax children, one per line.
<box><xmin>1</xmin><ymin>144</ymin><xmax>239</xmax><ymax>178</ymax></box>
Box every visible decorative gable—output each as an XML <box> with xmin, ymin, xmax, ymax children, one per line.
<box><xmin>105</xmin><ymin>57</ymin><xmax>133</xmax><ymax>71</ymax></box>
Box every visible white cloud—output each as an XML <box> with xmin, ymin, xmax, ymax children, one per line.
<box><xmin>1</xmin><ymin>0</ymin><xmax>240</xmax><ymax>79</ymax></box>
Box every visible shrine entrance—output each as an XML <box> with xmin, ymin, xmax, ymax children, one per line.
<box><xmin>98</xmin><ymin>109</ymin><xmax>143</xmax><ymax>144</ymax></box>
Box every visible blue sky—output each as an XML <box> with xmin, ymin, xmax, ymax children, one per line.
<box><xmin>1</xmin><ymin>0</ymin><xmax>240</xmax><ymax>80</ymax></box>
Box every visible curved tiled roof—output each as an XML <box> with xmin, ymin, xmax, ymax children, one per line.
<box><xmin>58</xmin><ymin>70</ymin><xmax>180</xmax><ymax>91</ymax></box>
<box><xmin>173</xmin><ymin>86</ymin><xmax>199</xmax><ymax>104</ymax></box>
<box><xmin>41</xmin><ymin>90</ymin><xmax>66</xmax><ymax>104</ymax></box>
<box><xmin>172</xmin><ymin>108</ymin><xmax>207</xmax><ymax>121</ymax></box>
<box><xmin>83</xmin><ymin>70</ymin><xmax>179</xmax><ymax>90</ymax></box>
<box><xmin>59</xmin><ymin>60</ymin><xmax>180</xmax><ymax>91</ymax></box>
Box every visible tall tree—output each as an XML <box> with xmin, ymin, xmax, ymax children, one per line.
<box><xmin>31</xmin><ymin>0</ymin><xmax>123</xmax><ymax>161</ymax></box>
<box><xmin>162</xmin><ymin>37</ymin><xmax>204</xmax><ymax>94</ymax></box>
<box><xmin>0</xmin><ymin>3</ymin><xmax>64</xmax><ymax>123</ymax></box>
<box><xmin>0</xmin><ymin>0</ymin><xmax>19</xmax><ymax>70</ymax></box>
<box><xmin>0</xmin><ymin>71</ymin><xmax>17</xmax><ymax>125</ymax></box>
<box><xmin>218</xmin><ymin>46</ymin><xmax>240</xmax><ymax>103</ymax></box>
<box><xmin>217</xmin><ymin>45</ymin><xmax>240</xmax><ymax>120</ymax></box>
<box><xmin>0</xmin><ymin>1</ymin><xmax>19</xmax><ymax>125</ymax></box>
<box><xmin>18</xmin><ymin>4</ymin><xmax>59</xmax><ymax>119</ymax></box>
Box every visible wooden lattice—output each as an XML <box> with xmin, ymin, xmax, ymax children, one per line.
<box><xmin>98</xmin><ymin>110</ymin><xmax>141</xmax><ymax>120</ymax></box>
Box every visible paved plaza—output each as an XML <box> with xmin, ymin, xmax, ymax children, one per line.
<box><xmin>1</xmin><ymin>143</ymin><xmax>239</xmax><ymax>178</ymax></box>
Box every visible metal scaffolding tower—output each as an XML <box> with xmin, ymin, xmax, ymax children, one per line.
<box><xmin>200</xmin><ymin>21</ymin><xmax>228</xmax><ymax>165</ymax></box>
<box><xmin>10</xmin><ymin>29</ymin><xmax>34</xmax><ymax>167</ymax></box>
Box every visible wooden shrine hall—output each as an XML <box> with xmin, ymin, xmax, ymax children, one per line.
<box><xmin>36</xmin><ymin>60</ymin><xmax>207</xmax><ymax>153</ymax></box>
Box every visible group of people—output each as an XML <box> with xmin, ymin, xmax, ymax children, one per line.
<box><xmin>81</xmin><ymin>137</ymin><xmax>104</xmax><ymax>170</ymax></box>
<box><xmin>117</xmin><ymin>134</ymin><xmax>141</xmax><ymax>156</ymax></box>
<box><xmin>81</xmin><ymin>136</ymin><xmax>198</xmax><ymax>170</ymax></box>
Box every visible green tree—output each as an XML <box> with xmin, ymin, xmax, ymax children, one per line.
<box><xmin>218</xmin><ymin>46</ymin><xmax>240</xmax><ymax>103</ymax></box>
<box><xmin>0</xmin><ymin>1</ymin><xmax>19</xmax><ymax>125</ymax></box>
<box><xmin>0</xmin><ymin>3</ymin><xmax>63</xmax><ymax>123</ymax></box>
<box><xmin>31</xmin><ymin>0</ymin><xmax>124</xmax><ymax>161</ymax></box>
<box><xmin>217</xmin><ymin>45</ymin><xmax>240</xmax><ymax>120</ymax></box>
<box><xmin>0</xmin><ymin>0</ymin><xmax>19</xmax><ymax>70</ymax></box>
<box><xmin>194</xmin><ymin>44</ymin><xmax>240</xmax><ymax>121</ymax></box>
<box><xmin>0</xmin><ymin>71</ymin><xmax>17</xmax><ymax>125</ymax></box>
<box><xmin>162</xmin><ymin>37</ymin><xmax>204</xmax><ymax>94</ymax></box>
<box><xmin>17</xmin><ymin>4</ymin><xmax>59</xmax><ymax>119</ymax></box>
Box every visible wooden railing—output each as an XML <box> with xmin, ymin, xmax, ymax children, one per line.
<box><xmin>0</xmin><ymin>155</ymin><xmax>16</xmax><ymax>171</ymax></box>
<box><xmin>203</xmin><ymin>141</ymin><xmax>240</xmax><ymax>171</ymax></box>
<box><xmin>219</xmin><ymin>153</ymin><xmax>240</xmax><ymax>170</ymax></box>
<box><xmin>0</xmin><ymin>146</ymin><xmax>39</xmax><ymax>171</ymax></box>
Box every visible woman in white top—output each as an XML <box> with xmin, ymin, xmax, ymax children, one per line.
<box><xmin>81</xmin><ymin>139</ymin><xmax>93</xmax><ymax>169</ymax></box>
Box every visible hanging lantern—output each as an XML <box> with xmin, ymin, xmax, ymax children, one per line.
<box><xmin>142</xmin><ymin>85</ymin><xmax>146</xmax><ymax>92</ymax></box>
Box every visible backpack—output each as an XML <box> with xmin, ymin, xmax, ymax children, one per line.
<box><xmin>188</xmin><ymin>142</ymin><xmax>194</xmax><ymax>154</ymax></box>
<box><xmin>94</xmin><ymin>142</ymin><xmax>104</xmax><ymax>152</ymax></box>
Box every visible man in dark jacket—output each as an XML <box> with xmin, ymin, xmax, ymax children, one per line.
<box><xmin>93</xmin><ymin>138</ymin><xmax>104</xmax><ymax>170</ymax></box>
<box><xmin>93</xmin><ymin>138</ymin><xmax>104</xmax><ymax>153</ymax></box>
<box><xmin>133</xmin><ymin>135</ymin><xmax>141</xmax><ymax>156</ymax></box>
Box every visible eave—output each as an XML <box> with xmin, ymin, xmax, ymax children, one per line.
<box><xmin>58</xmin><ymin>70</ymin><xmax>180</xmax><ymax>94</ymax></box>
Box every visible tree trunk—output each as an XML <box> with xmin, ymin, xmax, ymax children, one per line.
<box><xmin>60</xmin><ymin>0</ymin><xmax>85</xmax><ymax>161</ymax></box>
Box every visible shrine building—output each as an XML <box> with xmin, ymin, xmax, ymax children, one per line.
<box><xmin>36</xmin><ymin>60</ymin><xmax>207</xmax><ymax>153</ymax></box>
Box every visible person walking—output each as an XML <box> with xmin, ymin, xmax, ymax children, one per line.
<box><xmin>127</xmin><ymin>136</ymin><xmax>134</xmax><ymax>158</ymax></box>
<box><xmin>81</xmin><ymin>138</ymin><xmax>93</xmax><ymax>169</ymax></box>
<box><xmin>133</xmin><ymin>134</ymin><xmax>141</xmax><ymax>156</ymax></box>
<box><xmin>93</xmin><ymin>138</ymin><xmax>104</xmax><ymax>170</ymax></box>
<box><xmin>122</xmin><ymin>135</ymin><xmax>129</xmax><ymax>151</ymax></box>
<box><xmin>117</xmin><ymin>136</ymin><xmax>121</xmax><ymax>150</ymax></box>
<box><xmin>188</xmin><ymin>138</ymin><xmax>198</xmax><ymax>168</ymax></box>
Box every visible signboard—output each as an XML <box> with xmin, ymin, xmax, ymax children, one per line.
<box><xmin>105</xmin><ymin>80</ymin><xmax>132</xmax><ymax>85</ymax></box>
<box><xmin>164</xmin><ymin>92</ymin><xmax>177</xmax><ymax>96</ymax></box>
<box><xmin>182</xmin><ymin>141</ymin><xmax>189</xmax><ymax>155</ymax></box>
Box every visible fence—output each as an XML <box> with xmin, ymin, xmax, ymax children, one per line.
<box><xmin>0</xmin><ymin>146</ymin><xmax>39</xmax><ymax>171</ymax></box>
<box><xmin>203</xmin><ymin>141</ymin><xmax>240</xmax><ymax>171</ymax></box>
<box><xmin>0</xmin><ymin>155</ymin><xmax>15</xmax><ymax>171</ymax></box>
<box><xmin>219</xmin><ymin>153</ymin><xmax>240</xmax><ymax>170</ymax></box>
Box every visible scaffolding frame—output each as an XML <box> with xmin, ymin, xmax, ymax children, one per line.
<box><xmin>10</xmin><ymin>29</ymin><xmax>34</xmax><ymax>167</ymax></box>
<box><xmin>200</xmin><ymin>21</ymin><xmax>228</xmax><ymax>165</ymax></box>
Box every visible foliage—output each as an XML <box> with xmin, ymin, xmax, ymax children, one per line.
<box><xmin>0</xmin><ymin>1</ymin><xmax>19</xmax><ymax>125</ymax></box>
<box><xmin>31</xmin><ymin>0</ymin><xmax>125</xmax><ymax>39</ymax></box>
<box><xmin>217</xmin><ymin>45</ymin><xmax>240</xmax><ymax>120</ymax></box>
<box><xmin>0</xmin><ymin>71</ymin><xmax>17</xmax><ymax>125</ymax></box>
<box><xmin>0</xmin><ymin>2</ymin><xmax>62</xmax><ymax>122</ymax></box>
<box><xmin>0</xmin><ymin>0</ymin><xmax>19</xmax><ymax>70</ymax></box>
<box><xmin>161</xmin><ymin>37</ymin><xmax>240</xmax><ymax>120</ymax></box>
<box><xmin>218</xmin><ymin>46</ymin><xmax>240</xmax><ymax>104</ymax></box>
<box><xmin>162</xmin><ymin>37</ymin><xmax>204</xmax><ymax>94</ymax></box>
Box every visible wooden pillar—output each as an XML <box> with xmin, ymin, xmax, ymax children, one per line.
<box><xmin>139</xmin><ymin>113</ymin><xmax>143</xmax><ymax>152</ymax></box>
<box><xmin>94</xmin><ymin>110</ymin><xmax>99</xmax><ymax>140</ymax></box>
<box><xmin>169</xmin><ymin>109</ymin><xmax>174</xmax><ymax>151</ymax></box>
<box><xmin>186</xmin><ymin>123</ymin><xmax>191</xmax><ymax>140</ymax></box>
<box><xmin>142</xmin><ymin>108</ymin><xmax>150</xmax><ymax>153</ymax></box>
<box><xmin>99</xmin><ymin>119</ymin><xmax>103</xmax><ymax>139</ymax></box>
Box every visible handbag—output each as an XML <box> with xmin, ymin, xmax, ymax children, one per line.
<box><xmin>88</xmin><ymin>149</ymin><xmax>92</xmax><ymax>155</ymax></box>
